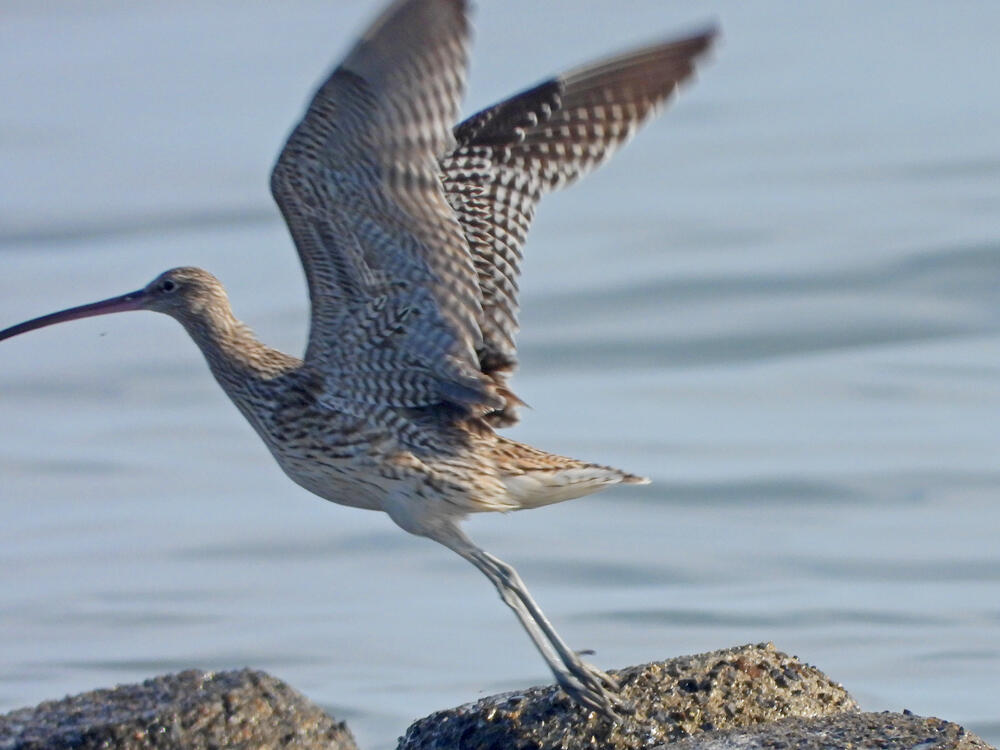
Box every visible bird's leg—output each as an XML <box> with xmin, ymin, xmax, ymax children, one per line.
<box><xmin>470</xmin><ymin>547</ymin><xmax>624</xmax><ymax>710</ymax></box>
<box><xmin>474</xmin><ymin>547</ymin><xmax>621</xmax><ymax>691</ymax></box>
<box><xmin>432</xmin><ymin>523</ymin><xmax>625</xmax><ymax>720</ymax></box>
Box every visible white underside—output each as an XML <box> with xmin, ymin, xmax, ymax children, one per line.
<box><xmin>502</xmin><ymin>467</ymin><xmax>639</xmax><ymax>510</ymax></box>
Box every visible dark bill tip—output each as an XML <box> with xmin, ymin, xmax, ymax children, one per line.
<box><xmin>0</xmin><ymin>289</ymin><xmax>147</xmax><ymax>343</ymax></box>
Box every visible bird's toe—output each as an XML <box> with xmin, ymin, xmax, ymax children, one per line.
<box><xmin>556</xmin><ymin>655</ymin><xmax>629</xmax><ymax>721</ymax></box>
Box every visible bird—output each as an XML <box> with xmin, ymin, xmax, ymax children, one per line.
<box><xmin>0</xmin><ymin>0</ymin><xmax>715</xmax><ymax>720</ymax></box>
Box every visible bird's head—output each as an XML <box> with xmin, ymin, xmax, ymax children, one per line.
<box><xmin>0</xmin><ymin>266</ymin><xmax>228</xmax><ymax>342</ymax></box>
<box><xmin>139</xmin><ymin>267</ymin><xmax>230</xmax><ymax>318</ymax></box>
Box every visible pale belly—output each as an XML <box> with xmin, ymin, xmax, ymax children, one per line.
<box><xmin>274</xmin><ymin>451</ymin><xmax>393</xmax><ymax>511</ymax></box>
<box><xmin>243</xmin><ymin>404</ymin><xmax>511</xmax><ymax>519</ymax></box>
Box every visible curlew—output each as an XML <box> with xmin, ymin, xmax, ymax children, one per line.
<box><xmin>0</xmin><ymin>0</ymin><xmax>715</xmax><ymax>719</ymax></box>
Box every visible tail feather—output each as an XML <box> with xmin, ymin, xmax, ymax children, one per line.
<box><xmin>493</xmin><ymin>437</ymin><xmax>648</xmax><ymax>510</ymax></box>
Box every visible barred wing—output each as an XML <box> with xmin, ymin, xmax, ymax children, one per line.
<box><xmin>271</xmin><ymin>0</ymin><xmax>502</xmax><ymax>413</ymax></box>
<box><xmin>442</xmin><ymin>29</ymin><xmax>718</xmax><ymax>425</ymax></box>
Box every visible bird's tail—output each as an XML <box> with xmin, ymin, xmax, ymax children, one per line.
<box><xmin>492</xmin><ymin>437</ymin><xmax>648</xmax><ymax>510</ymax></box>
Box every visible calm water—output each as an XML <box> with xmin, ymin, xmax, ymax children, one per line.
<box><xmin>2</xmin><ymin>2</ymin><xmax>998</xmax><ymax>748</ymax></box>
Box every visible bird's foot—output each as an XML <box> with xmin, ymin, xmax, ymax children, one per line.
<box><xmin>555</xmin><ymin>653</ymin><xmax>631</xmax><ymax>722</ymax></box>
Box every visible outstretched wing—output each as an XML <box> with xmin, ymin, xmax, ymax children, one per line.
<box><xmin>271</xmin><ymin>0</ymin><xmax>502</xmax><ymax>414</ymax></box>
<box><xmin>442</xmin><ymin>29</ymin><xmax>718</xmax><ymax>425</ymax></box>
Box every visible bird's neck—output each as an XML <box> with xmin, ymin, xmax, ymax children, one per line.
<box><xmin>176</xmin><ymin>306</ymin><xmax>302</xmax><ymax>398</ymax></box>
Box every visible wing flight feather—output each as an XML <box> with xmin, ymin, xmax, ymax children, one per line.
<box><xmin>442</xmin><ymin>28</ymin><xmax>718</xmax><ymax>424</ymax></box>
<box><xmin>272</xmin><ymin>0</ymin><xmax>716</xmax><ymax>423</ymax></box>
<box><xmin>271</xmin><ymin>0</ymin><xmax>502</xmax><ymax>414</ymax></box>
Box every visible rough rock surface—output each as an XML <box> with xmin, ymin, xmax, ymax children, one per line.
<box><xmin>397</xmin><ymin>642</ymin><xmax>859</xmax><ymax>750</ymax></box>
<box><xmin>0</xmin><ymin>669</ymin><xmax>357</xmax><ymax>750</ymax></box>
<box><xmin>667</xmin><ymin>710</ymin><xmax>994</xmax><ymax>750</ymax></box>
<box><xmin>2</xmin><ymin>646</ymin><xmax>992</xmax><ymax>750</ymax></box>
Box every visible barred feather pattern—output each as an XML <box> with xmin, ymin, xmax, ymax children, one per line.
<box><xmin>271</xmin><ymin>0</ymin><xmax>714</xmax><ymax>424</ymax></box>
<box><xmin>271</xmin><ymin>0</ymin><xmax>503</xmax><ymax>414</ymax></box>
<box><xmin>440</xmin><ymin>30</ymin><xmax>716</xmax><ymax>425</ymax></box>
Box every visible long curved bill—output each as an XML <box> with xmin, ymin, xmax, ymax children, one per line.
<box><xmin>0</xmin><ymin>289</ymin><xmax>147</xmax><ymax>342</ymax></box>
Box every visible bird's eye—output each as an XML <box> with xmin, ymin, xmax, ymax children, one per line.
<box><xmin>160</xmin><ymin>280</ymin><xmax>178</xmax><ymax>293</ymax></box>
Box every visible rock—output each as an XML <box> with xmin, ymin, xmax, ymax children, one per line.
<box><xmin>397</xmin><ymin>642</ymin><xmax>860</xmax><ymax>750</ymax></box>
<box><xmin>666</xmin><ymin>710</ymin><xmax>993</xmax><ymax>750</ymax></box>
<box><xmin>0</xmin><ymin>669</ymin><xmax>357</xmax><ymax>750</ymax></box>
<box><xmin>2</xmin><ymin>645</ymin><xmax>992</xmax><ymax>750</ymax></box>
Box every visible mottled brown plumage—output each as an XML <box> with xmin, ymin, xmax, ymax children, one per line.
<box><xmin>0</xmin><ymin>0</ymin><xmax>716</xmax><ymax>720</ymax></box>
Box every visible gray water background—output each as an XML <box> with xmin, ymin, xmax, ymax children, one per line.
<box><xmin>1</xmin><ymin>2</ymin><xmax>998</xmax><ymax>747</ymax></box>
